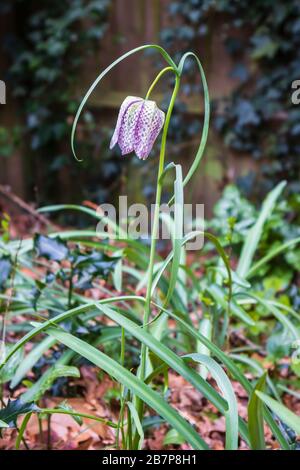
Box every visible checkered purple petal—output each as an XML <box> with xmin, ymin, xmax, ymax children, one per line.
<box><xmin>110</xmin><ymin>96</ymin><xmax>142</xmax><ymax>152</ymax></box>
<box><xmin>110</xmin><ymin>96</ymin><xmax>165</xmax><ymax>160</ymax></box>
<box><xmin>134</xmin><ymin>103</ymin><xmax>165</xmax><ymax>159</ymax></box>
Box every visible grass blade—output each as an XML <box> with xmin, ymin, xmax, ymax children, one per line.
<box><xmin>15</xmin><ymin>413</ymin><xmax>32</xmax><ymax>449</ymax></box>
<box><xmin>96</xmin><ymin>304</ymin><xmax>227</xmax><ymax>414</ymax></box>
<box><xmin>207</xmin><ymin>284</ymin><xmax>255</xmax><ymax>326</ymax></box>
<box><xmin>237</xmin><ymin>181</ymin><xmax>286</xmax><ymax>278</ymax></box>
<box><xmin>21</xmin><ymin>365</ymin><xmax>80</xmax><ymax>403</ymax></box>
<box><xmin>169</xmin><ymin>52</ymin><xmax>210</xmax><ymax>199</ymax></box>
<box><xmin>163</xmin><ymin>164</ymin><xmax>184</xmax><ymax>307</ymax></box>
<box><xmin>197</xmin><ymin>317</ymin><xmax>212</xmax><ymax>380</ymax></box>
<box><xmin>248</xmin><ymin>373</ymin><xmax>267</xmax><ymax>449</ymax></box>
<box><xmin>256</xmin><ymin>391</ymin><xmax>300</xmax><ymax>435</ymax></box>
<box><xmin>70</xmin><ymin>44</ymin><xmax>177</xmax><ymax>162</ymax></box>
<box><xmin>45</xmin><ymin>327</ymin><xmax>208</xmax><ymax>450</ymax></box>
<box><xmin>152</xmin><ymin>301</ymin><xmax>290</xmax><ymax>449</ymax></box>
<box><xmin>236</xmin><ymin>293</ymin><xmax>299</xmax><ymax>341</ymax></box>
<box><xmin>247</xmin><ymin>236</ymin><xmax>300</xmax><ymax>278</ymax></box>
<box><xmin>11</xmin><ymin>337</ymin><xmax>56</xmax><ymax>388</ymax></box>
<box><xmin>152</xmin><ymin>230</ymin><xmax>232</xmax><ymax>304</ymax></box>
<box><xmin>127</xmin><ymin>402</ymin><xmax>144</xmax><ymax>450</ymax></box>
<box><xmin>185</xmin><ymin>353</ymin><xmax>239</xmax><ymax>450</ymax></box>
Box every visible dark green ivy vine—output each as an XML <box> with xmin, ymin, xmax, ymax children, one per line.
<box><xmin>161</xmin><ymin>0</ymin><xmax>300</xmax><ymax>197</ymax></box>
<box><xmin>0</xmin><ymin>0</ymin><xmax>118</xmax><ymax>204</ymax></box>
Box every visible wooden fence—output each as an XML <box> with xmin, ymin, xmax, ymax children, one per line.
<box><xmin>0</xmin><ymin>0</ymin><xmax>255</xmax><ymax>214</ymax></box>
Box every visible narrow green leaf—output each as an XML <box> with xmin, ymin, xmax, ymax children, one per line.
<box><xmin>152</xmin><ymin>230</ymin><xmax>232</xmax><ymax>304</ymax></box>
<box><xmin>127</xmin><ymin>402</ymin><xmax>144</xmax><ymax>450</ymax></box>
<box><xmin>247</xmin><ymin>236</ymin><xmax>300</xmax><ymax>278</ymax></box>
<box><xmin>96</xmin><ymin>303</ymin><xmax>227</xmax><ymax>414</ymax></box>
<box><xmin>21</xmin><ymin>364</ymin><xmax>80</xmax><ymax>403</ymax></box>
<box><xmin>256</xmin><ymin>391</ymin><xmax>300</xmax><ymax>435</ymax></box>
<box><xmin>40</xmin><ymin>407</ymin><xmax>117</xmax><ymax>429</ymax></box>
<box><xmin>152</xmin><ymin>301</ymin><xmax>290</xmax><ymax>449</ymax></box>
<box><xmin>112</xmin><ymin>257</ymin><xmax>123</xmax><ymax>292</ymax></box>
<box><xmin>185</xmin><ymin>353</ymin><xmax>239</xmax><ymax>450</ymax></box>
<box><xmin>70</xmin><ymin>44</ymin><xmax>177</xmax><ymax>162</ymax></box>
<box><xmin>207</xmin><ymin>284</ymin><xmax>255</xmax><ymax>326</ymax></box>
<box><xmin>44</xmin><ymin>327</ymin><xmax>208</xmax><ymax>450</ymax></box>
<box><xmin>0</xmin><ymin>419</ymin><xmax>9</xmax><ymax>428</ymax></box>
<box><xmin>277</xmin><ymin>385</ymin><xmax>300</xmax><ymax>401</ymax></box>
<box><xmin>229</xmin><ymin>354</ymin><xmax>279</xmax><ymax>401</ymax></box>
<box><xmin>16</xmin><ymin>412</ymin><xmax>32</xmax><ymax>449</ymax></box>
<box><xmin>0</xmin><ymin>345</ymin><xmax>24</xmax><ymax>385</ymax></box>
<box><xmin>210</xmin><ymin>266</ymin><xmax>251</xmax><ymax>289</ymax></box>
<box><xmin>197</xmin><ymin>317</ymin><xmax>212</xmax><ymax>380</ymax></box>
<box><xmin>163</xmin><ymin>164</ymin><xmax>184</xmax><ymax>307</ymax></box>
<box><xmin>11</xmin><ymin>337</ymin><xmax>56</xmax><ymax>388</ymax></box>
<box><xmin>163</xmin><ymin>428</ymin><xmax>185</xmax><ymax>446</ymax></box>
<box><xmin>0</xmin><ymin>296</ymin><xmax>144</xmax><ymax>369</ymax></box>
<box><xmin>268</xmin><ymin>301</ymin><xmax>300</xmax><ymax>323</ymax></box>
<box><xmin>169</xmin><ymin>52</ymin><xmax>210</xmax><ymax>199</ymax></box>
<box><xmin>248</xmin><ymin>373</ymin><xmax>267</xmax><ymax>449</ymax></box>
<box><xmin>237</xmin><ymin>293</ymin><xmax>299</xmax><ymax>341</ymax></box>
<box><xmin>237</xmin><ymin>181</ymin><xmax>286</xmax><ymax>278</ymax></box>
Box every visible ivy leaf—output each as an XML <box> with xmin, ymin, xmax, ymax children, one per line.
<box><xmin>0</xmin><ymin>399</ymin><xmax>39</xmax><ymax>428</ymax></box>
<box><xmin>34</xmin><ymin>234</ymin><xmax>69</xmax><ymax>261</ymax></box>
<box><xmin>230</xmin><ymin>63</ymin><xmax>249</xmax><ymax>82</ymax></box>
<box><xmin>28</xmin><ymin>279</ymin><xmax>49</xmax><ymax>311</ymax></box>
<box><xmin>234</xmin><ymin>99</ymin><xmax>260</xmax><ymax>127</ymax></box>
<box><xmin>73</xmin><ymin>251</ymin><xmax>118</xmax><ymax>289</ymax></box>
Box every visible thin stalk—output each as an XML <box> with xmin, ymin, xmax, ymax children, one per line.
<box><xmin>120</xmin><ymin>327</ymin><xmax>125</xmax><ymax>366</ymax></box>
<box><xmin>0</xmin><ymin>239</ymin><xmax>22</xmax><ymax>392</ymax></box>
<box><xmin>126</xmin><ymin>402</ymin><xmax>133</xmax><ymax>449</ymax></box>
<box><xmin>16</xmin><ymin>413</ymin><xmax>32</xmax><ymax>450</ymax></box>
<box><xmin>134</xmin><ymin>71</ymin><xmax>181</xmax><ymax>444</ymax></box>
<box><xmin>38</xmin><ymin>415</ymin><xmax>44</xmax><ymax>446</ymax></box>
<box><xmin>67</xmin><ymin>264</ymin><xmax>74</xmax><ymax>310</ymax></box>
<box><xmin>15</xmin><ymin>424</ymin><xmax>30</xmax><ymax>450</ymax></box>
<box><xmin>116</xmin><ymin>327</ymin><xmax>126</xmax><ymax>449</ymax></box>
<box><xmin>145</xmin><ymin>67</ymin><xmax>174</xmax><ymax>100</ymax></box>
<box><xmin>47</xmin><ymin>414</ymin><xmax>52</xmax><ymax>450</ymax></box>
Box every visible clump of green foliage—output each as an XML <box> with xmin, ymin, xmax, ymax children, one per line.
<box><xmin>0</xmin><ymin>0</ymin><xmax>115</xmax><ymax>202</ymax></box>
<box><xmin>0</xmin><ymin>44</ymin><xmax>299</xmax><ymax>451</ymax></box>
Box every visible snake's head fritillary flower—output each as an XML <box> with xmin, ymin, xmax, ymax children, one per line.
<box><xmin>110</xmin><ymin>96</ymin><xmax>165</xmax><ymax>160</ymax></box>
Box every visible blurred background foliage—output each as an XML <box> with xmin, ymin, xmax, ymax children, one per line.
<box><xmin>0</xmin><ymin>0</ymin><xmax>118</xmax><ymax>206</ymax></box>
<box><xmin>0</xmin><ymin>2</ymin><xmax>299</xmax><ymax>446</ymax></box>
<box><xmin>161</xmin><ymin>0</ymin><xmax>300</xmax><ymax>199</ymax></box>
<box><xmin>0</xmin><ymin>0</ymin><xmax>299</xmax><ymax>206</ymax></box>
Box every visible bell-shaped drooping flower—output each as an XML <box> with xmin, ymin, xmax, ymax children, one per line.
<box><xmin>110</xmin><ymin>96</ymin><xmax>165</xmax><ymax>160</ymax></box>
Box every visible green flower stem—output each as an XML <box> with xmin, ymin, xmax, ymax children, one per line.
<box><xmin>134</xmin><ymin>70</ymin><xmax>181</xmax><ymax>442</ymax></box>
<box><xmin>145</xmin><ymin>67</ymin><xmax>174</xmax><ymax>100</ymax></box>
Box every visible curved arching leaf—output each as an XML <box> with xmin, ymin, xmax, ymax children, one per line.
<box><xmin>71</xmin><ymin>44</ymin><xmax>178</xmax><ymax>161</ymax></box>
<box><xmin>169</xmin><ymin>52</ymin><xmax>210</xmax><ymax>201</ymax></box>
<box><xmin>185</xmin><ymin>353</ymin><xmax>239</xmax><ymax>450</ymax></box>
<box><xmin>151</xmin><ymin>230</ymin><xmax>232</xmax><ymax>305</ymax></box>
<box><xmin>45</xmin><ymin>327</ymin><xmax>208</xmax><ymax>450</ymax></box>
